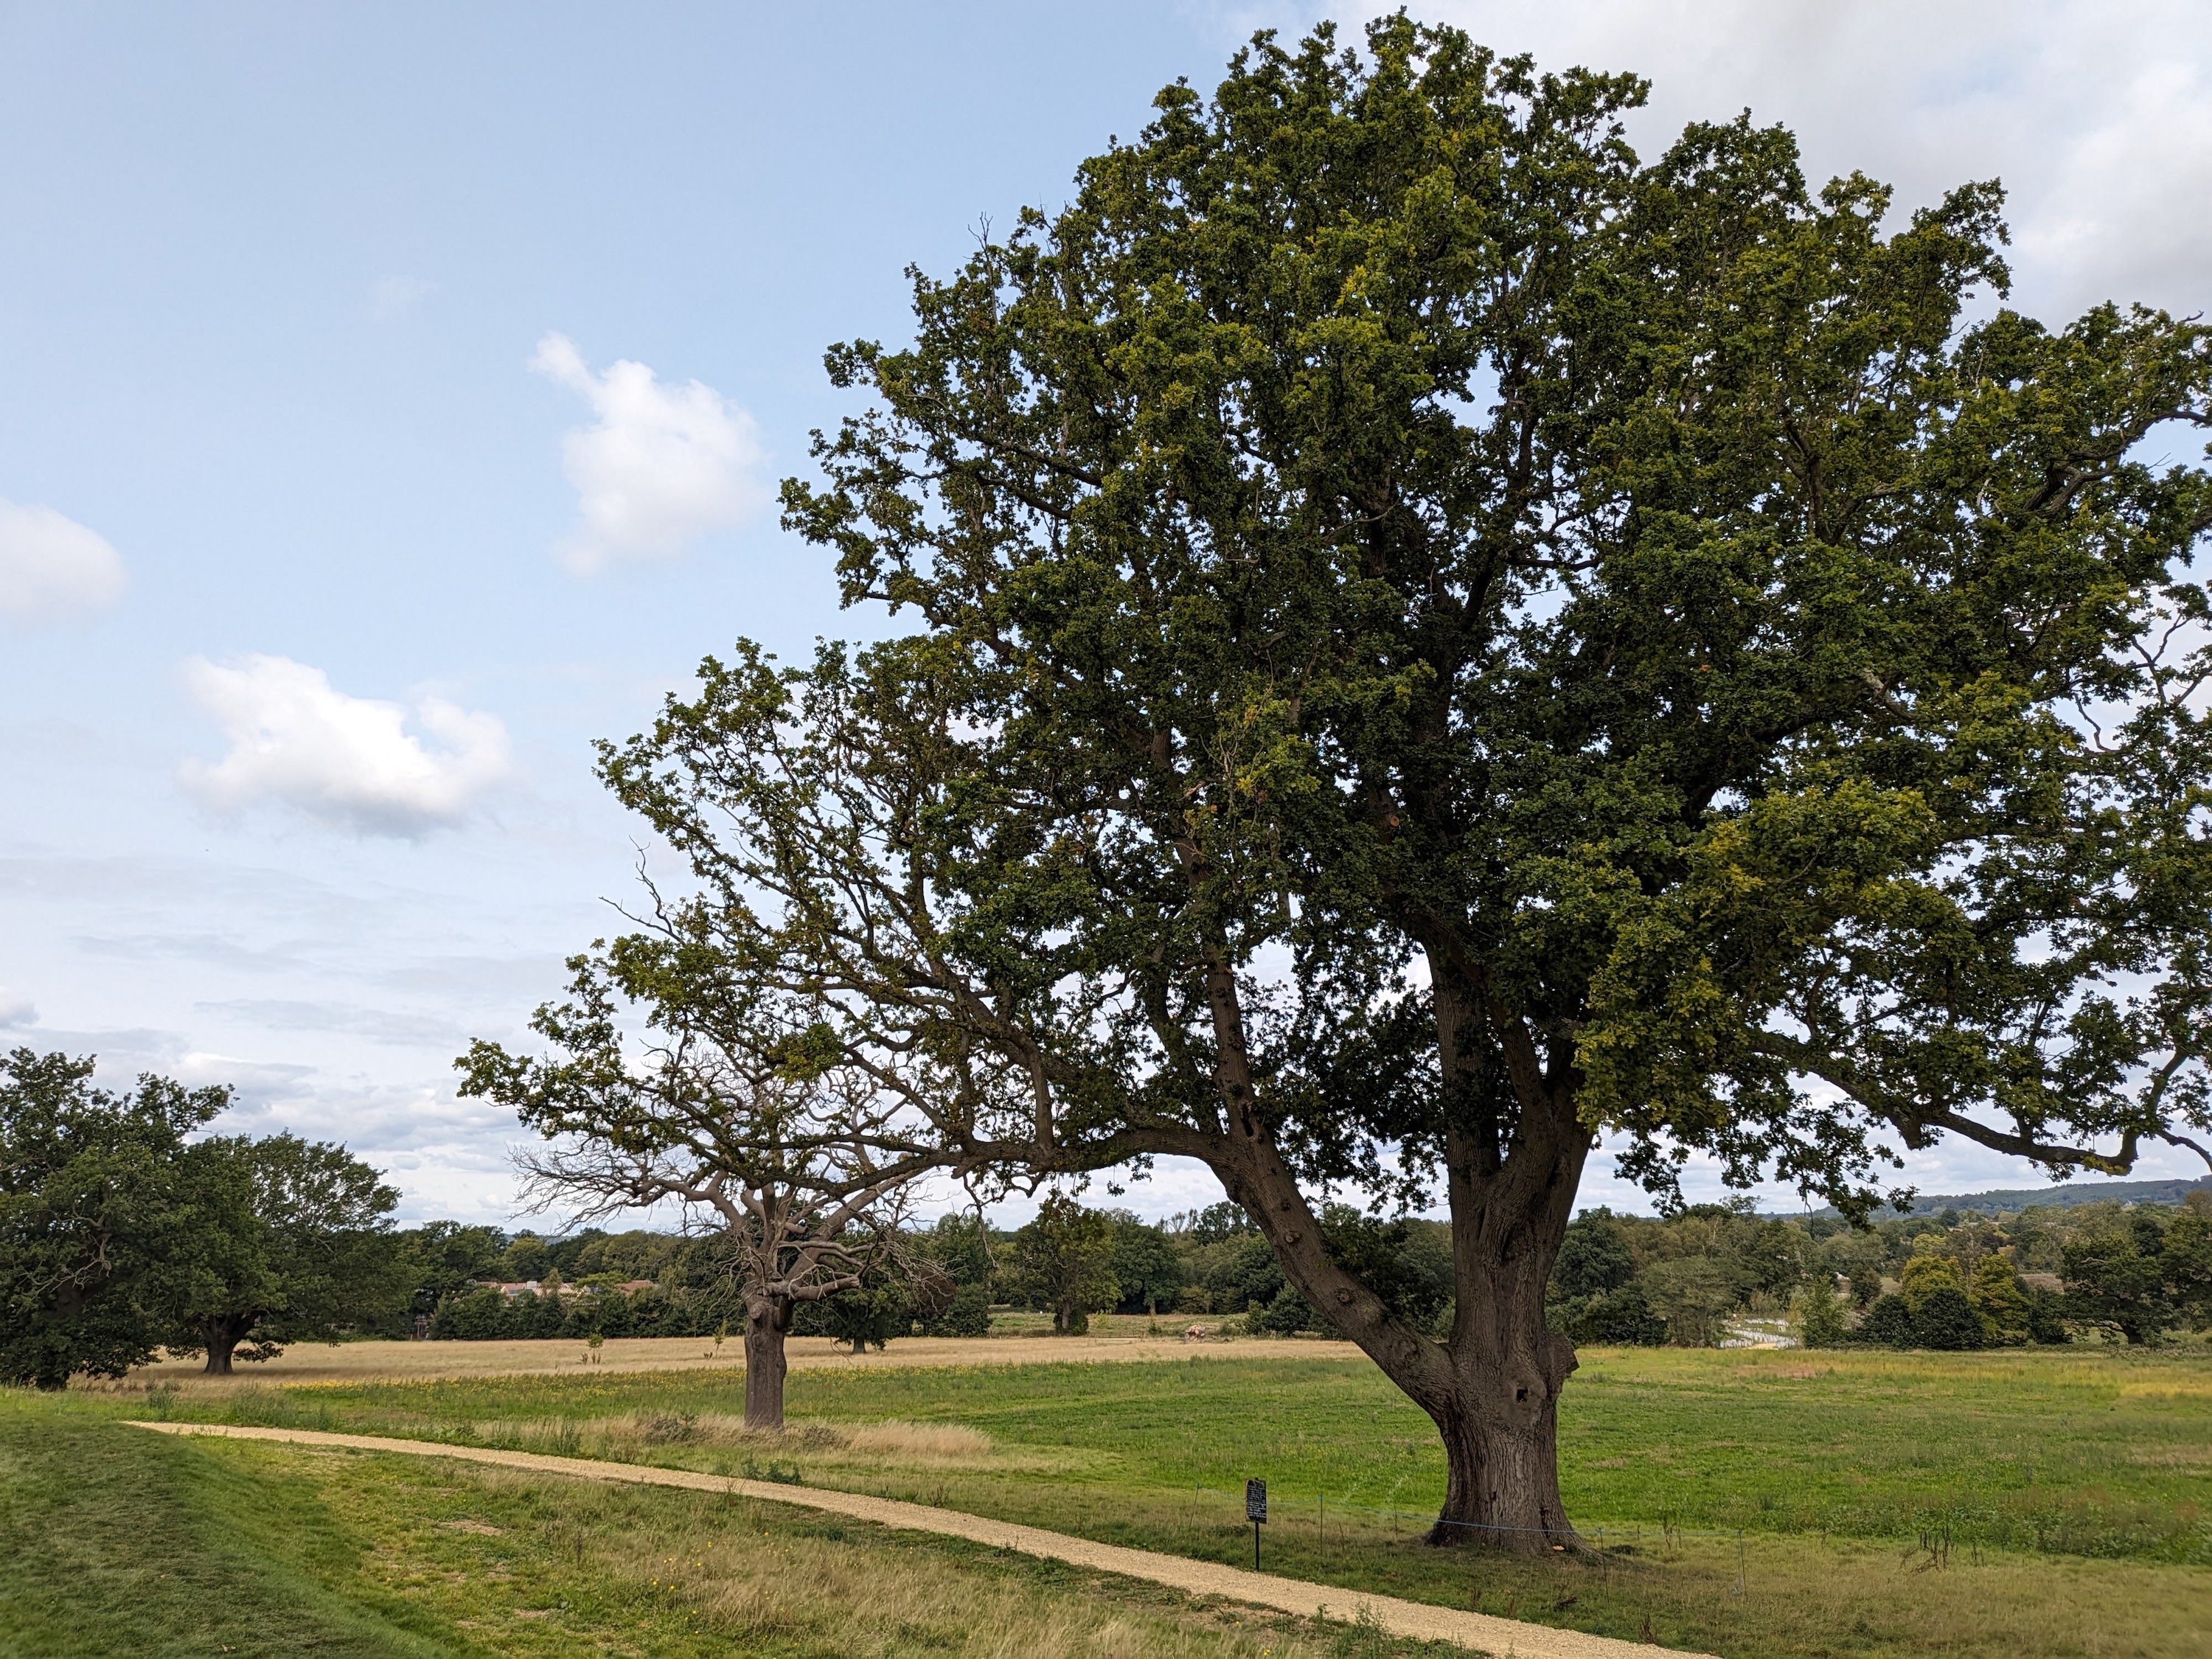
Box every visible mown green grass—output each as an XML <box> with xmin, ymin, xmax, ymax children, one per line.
<box><xmin>0</xmin><ymin>1391</ymin><xmax>1449</xmax><ymax>1658</ymax></box>
<box><xmin>108</xmin><ymin>1341</ymin><xmax>2212</xmax><ymax>1658</ymax></box>
<box><xmin>144</xmin><ymin>1342</ymin><xmax>2212</xmax><ymax>1556</ymax></box>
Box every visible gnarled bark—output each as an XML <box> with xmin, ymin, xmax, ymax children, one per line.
<box><xmin>201</xmin><ymin>1312</ymin><xmax>257</xmax><ymax>1377</ymax></box>
<box><xmin>742</xmin><ymin>1292</ymin><xmax>796</xmax><ymax>1430</ymax></box>
<box><xmin>1203</xmin><ymin>980</ymin><xmax>1591</xmax><ymax>1554</ymax></box>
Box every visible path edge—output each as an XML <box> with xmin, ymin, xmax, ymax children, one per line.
<box><xmin>127</xmin><ymin>1421</ymin><xmax>1710</xmax><ymax>1659</ymax></box>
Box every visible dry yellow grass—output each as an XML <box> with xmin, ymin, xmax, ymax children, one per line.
<box><xmin>116</xmin><ymin>1331</ymin><xmax>1356</xmax><ymax>1389</ymax></box>
<box><xmin>470</xmin><ymin>1411</ymin><xmax>1015</xmax><ymax>1471</ymax></box>
<box><xmin>440</xmin><ymin>1454</ymin><xmax>1453</xmax><ymax>1659</ymax></box>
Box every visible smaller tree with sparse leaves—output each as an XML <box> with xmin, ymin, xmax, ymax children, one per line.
<box><xmin>459</xmin><ymin>960</ymin><xmax>952</xmax><ymax>1429</ymax></box>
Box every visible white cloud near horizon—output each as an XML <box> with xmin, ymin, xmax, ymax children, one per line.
<box><xmin>0</xmin><ymin>499</ymin><xmax>125</xmax><ymax>629</ymax></box>
<box><xmin>1229</xmin><ymin>0</ymin><xmax>2212</xmax><ymax>321</ymax></box>
<box><xmin>178</xmin><ymin>654</ymin><xmax>517</xmax><ymax>837</ymax></box>
<box><xmin>0</xmin><ymin>989</ymin><xmax>37</xmax><ymax>1028</ymax></box>
<box><xmin>529</xmin><ymin>332</ymin><xmax>768</xmax><ymax>574</ymax></box>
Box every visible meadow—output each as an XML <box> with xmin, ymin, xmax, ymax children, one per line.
<box><xmin>0</xmin><ymin>1388</ymin><xmax>1441</xmax><ymax>1659</ymax></box>
<box><xmin>19</xmin><ymin>1340</ymin><xmax>2212</xmax><ymax>1658</ymax></box>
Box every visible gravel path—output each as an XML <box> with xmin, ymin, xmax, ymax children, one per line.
<box><xmin>132</xmin><ymin>1422</ymin><xmax>1708</xmax><ymax>1658</ymax></box>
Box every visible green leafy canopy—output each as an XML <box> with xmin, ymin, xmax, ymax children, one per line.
<box><xmin>582</xmin><ymin>16</ymin><xmax>2211</xmax><ymax>1232</ymax></box>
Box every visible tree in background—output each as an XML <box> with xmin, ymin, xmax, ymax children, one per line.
<box><xmin>563</xmin><ymin>18</ymin><xmax>2212</xmax><ymax>1546</ymax></box>
<box><xmin>394</xmin><ymin>1222</ymin><xmax>508</xmax><ymax>1326</ymax></box>
<box><xmin>2064</xmin><ymin>1211</ymin><xmax>2180</xmax><ymax>1343</ymax></box>
<box><xmin>164</xmin><ymin>1135</ymin><xmax>407</xmax><ymax>1375</ymax></box>
<box><xmin>1548</xmin><ymin>1211</ymin><xmax>1667</xmax><ymax>1345</ymax></box>
<box><xmin>1967</xmin><ymin>1253</ymin><xmax>2032</xmax><ymax>1346</ymax></box>
<box><xmin>2168</xmin><ymin>1194</ymin><xmax>2212</xmax><ymax>1330</ymax></box>
<box><xmin>1005</xmin><ymin>1194</ymin><xmax>1119</xmax><ymax>1334</ymax></box>
<box><xmin>1792</xmin><ymin>1281</ymin><xmax>1850</xmax><ymax>1348</ymax></box>
<box><xmin>1107</xmin><ymin>1211</ymin><xmax>1186</xmax><ymax>1315</ymax></box>
<box><xmin>1641</xmin><ymin>1258</ymin><xmax>1740</xmax><ymax>1347</ymax></box>
<box><xmin>792</xmin><ymin>1232</ymin><xmax>948</xmax><ymax>1352</ymax></box>
<box><xmin>1552</xmin><ymin>1212</ymin><xmax>1635</xmax><ymax>1303</ymax></box>
<box><xmin>914</xmin><ymin>1211</ymin><xmax>995</xmax><ymax>1335</ymax></box>
<box><xmin>459</xmin><ymin>961</ymin><xmax>950</xmax><ymax>1430</ymax></box>
<box><xmin>0</xmin><ymin>1050</ymin><xmax>227</xmax><ymax>1389</ymax></box>
<box><xmin>500</xmin><ymin>1236</ymin><xmax>553</xmax><ymax>1284</ymax></box>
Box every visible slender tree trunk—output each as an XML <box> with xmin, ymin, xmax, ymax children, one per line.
<box><xmin>742</xmin><ymin>1293</ymin><xmax>795</xmax><ymax>1430</ymax></box>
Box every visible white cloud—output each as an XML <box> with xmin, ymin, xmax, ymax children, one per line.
<box><xmin>529</xmin><ymin>332</ymin><xmax>768</xmax><ymax>574</ymax></box>
<box><xmin>178</xmin><ymin>654</ymin><xmax>516</xmax><ymax>837</ymax></box>
<box><xmin>0</xmin><ymin>499</ymin><xmax>125</xmax><ymax>629</ymax></box>
<box><xmin>1225</xmin><ymin>1</ymin><xmax>2212</xmax><ymax>319</ymax></box>
<box><xmin>172</xmin><ymin>1050</ymin><xmax>316</xmax><ymax>1092</ymax></box>
<box><xmin>0</xmin><ymin>989</ymin><xmax>37</xmax><ymax>1028</ymax></box>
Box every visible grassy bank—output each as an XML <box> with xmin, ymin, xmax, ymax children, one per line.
<box><xmin>91</xmin><ymin>1342</ymin><xmax>2212</xmax><ymax>1658</ymax></box>
<box><xmin>0</xmin><ymin>1391</ymin><xmax>1443</xmax><ymax>1658</ymax></box>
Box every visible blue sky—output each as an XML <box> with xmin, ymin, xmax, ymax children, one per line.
<box><xmin>2</xmin><ymin>1</ymin><xmax>2207</xmax><ymax>1226</ymax></box>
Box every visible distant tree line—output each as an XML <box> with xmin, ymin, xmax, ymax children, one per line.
<box><xmin>399</xmin><ymin>1195</ymin><xmax>1461</xmax><ymax>1349</ymax></box>
<box><xmin>12</xmin><ymin>1046</ymin><xmax>2206</xmax><ymax>1390</ymax></box>
<box><xmin>1548</xmin><ymin>1193</ymin><xmax>2212</xmax><ymax>1350</ymax></box>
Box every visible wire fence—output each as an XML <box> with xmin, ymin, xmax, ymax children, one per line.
<box><xmin>1192</xmin><ymin>1482</ymin><xmax>1754</xmax><ymax>1593</ymax></box>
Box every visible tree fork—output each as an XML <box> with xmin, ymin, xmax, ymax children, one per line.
<box><xmin>1211</xmin><ymin>1109</ymin><xmax>1588</xmax><ymax>1554</ymax></box>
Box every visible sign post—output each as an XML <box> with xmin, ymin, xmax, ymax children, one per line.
<box><xmin>1245</xmin><ymin>1478</ymin><xmax>1267</xmax><ymax>1571</ymax></box>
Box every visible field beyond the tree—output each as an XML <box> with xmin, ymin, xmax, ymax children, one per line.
<box><xmin>41</xmin><ymin>1338</ymin><xmax>2205</xmax><ymax>1658</ymax></box>
<box><xmin>119</xmin><ymin>1319</ymin><xmax>1324</xmax><ymax>1385</ymax></box>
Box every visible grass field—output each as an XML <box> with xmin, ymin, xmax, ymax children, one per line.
<box><xmin>116</xmin><ymin>1321</ymin><xmax>1310</xmax><ymax>1386</ymax></box>
<box><xmin>0</xmin><ymin>1389</ymin><xmax>1447</xmax><ymax>1658</ymax></box>
<box><xmin>18</xmin><ymin>1340</ymin><xmax>2212</xmax><ymax>1657</ymax></box>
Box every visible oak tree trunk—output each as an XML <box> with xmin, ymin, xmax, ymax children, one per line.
<box><xmin>1211</xmin><ymin>1036</ymin><xmax>1590</xmax><ymax>1554</ymax></box>
<box><xmin>742</xmin><ymin>1293</ymin><xmax>796</xmax><ymax>1430</ymax></box>
<box><xmin>1416</xmin><ymin>1270</ymin><xmax>1579</xmax><ymax>1548</ymax></box>
<box><xmin>202</xmin><ymin>1315</ymin><xmax>250</xmax><ymax>1377</ymax></box>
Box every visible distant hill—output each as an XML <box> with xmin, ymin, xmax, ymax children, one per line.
<box><xmin>1813</xmin><ymin>1175</ymin><xmax>2211</xmax><ymax>1219</ymax></box>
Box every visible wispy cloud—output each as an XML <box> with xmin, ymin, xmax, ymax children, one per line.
<box><xmin>0</xmin><ymin>988</ymin><xmax>37</xmax><ymax>1028</ymax></box>
<box><xmin>195</xmin><ymin>998</ymin><xmax>469</xmax><ymax>1048</ymax></box>
<box><xmin>0</xmin><ymin>499</ymin><xmax>125</xmax><ymax>629</ymax></box>
<box><xmin>178</xmin><ymin>654</ymin><xmax>517</xmax><ymax>837</ymax></box>
<box><xmin>368</xmin><ymin>274</ymin><xmax>437</xmax><ymax>319</ymax></box>
<box><xmin>529</xmin><ymin>332</ymin><xmax>768</xmax><ymax>574</ymax></box>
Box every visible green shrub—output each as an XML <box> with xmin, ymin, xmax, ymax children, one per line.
<box><xmin>919</xmin><ymin>1281</ymin><xmax>991</xmax><ymax>1337</ymax></box>
<box><xmin>1793</xmin><ymin>1283</ymin><xmax>1849</xmax><ymax>1349</ymax></box>
<box><xmin>1856</xmin><ymin>1293</ymin><xmax>1913</xmax><ymax>1345</ymax></box>
<box><xmin>1910</xmin><ymin>1284</ymin><xmax>1983</xmax><ymax>1349</ymax></box>
<box><xmin>1251</xmin><ymin>1284</ymin><xmax>1319</xmax><ymax>1335</ymax></box>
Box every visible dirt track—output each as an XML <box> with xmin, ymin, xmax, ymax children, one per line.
<box><xmin>133</xmin><ymin>1421</ymin><xmax>1712</xmax><ymax>1659</ymax></box>
<box><xmin>119</xmin><ymin>1331</ymin><xmax>1360</xmax><ymax>1388</ymax></box>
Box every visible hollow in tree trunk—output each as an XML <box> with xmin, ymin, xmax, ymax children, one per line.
<box><xmin>742</xmin><ymin>1292</ymin><xmax>796</xmax><ymax>1430</ymax></box>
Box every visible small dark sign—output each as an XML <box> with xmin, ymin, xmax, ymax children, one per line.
<box><xmin>1245</xmin><ymin>1478</ymin><xmax>1267</xmax><ymax>1523</ymax></box>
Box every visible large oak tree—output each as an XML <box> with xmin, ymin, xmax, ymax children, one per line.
<box><xmin>571</xmin><ymin>20</ymin><xmax>2212</xmax><ymax>1547</ymax></box>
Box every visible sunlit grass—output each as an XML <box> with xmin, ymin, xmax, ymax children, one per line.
<box><xmin>91</xmin><ymin>1339</ymin><xmax>2212</xmax><ymax>1657</ymax></box>
<box><xmin>0</xmin><ymin>1391</ymin><xmax>1447</xmax><ymax>1658</ymax></box>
